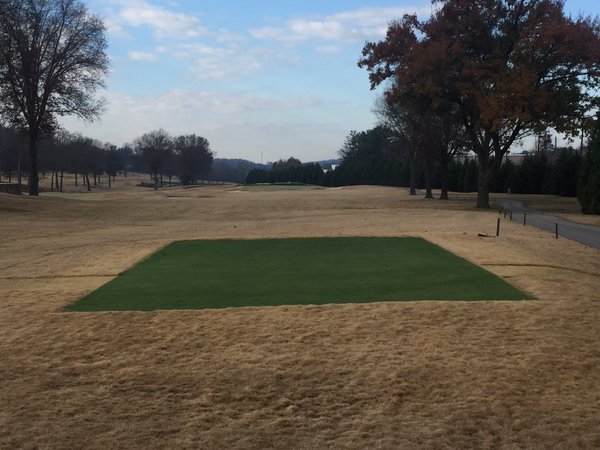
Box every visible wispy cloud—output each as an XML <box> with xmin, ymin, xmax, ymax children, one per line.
<box><xmin>128</xmin><ymin>51</ymin><xmax>158</xmax><ymax>62</ymax></box>
<box><xmin>60</xmin><ymin>89</ymin><xmax>324</xmax><ymax>151</ymax></box>
<box><xmin>155</xmin><ymin>43</ymin><xmax>297</xmax><ymax>80</ymax></box>
<box><xmin>250</xmin><ymin>6</ymin><xmax>430</xmax><ymax>43</ymax></box>
<box><xmin>315</xmin><ymin>45</ymin><xmax>343</xmax><ymax>54</ymax></box>
<box><xmin>83</xmin><ymin>89</ymin><xmax>321</xmax><ymax>122</ymax></box>
<box><xmin>107</xmin><ymin>0</ymin><xmax>207</xmax><ymax>39</ymax></box>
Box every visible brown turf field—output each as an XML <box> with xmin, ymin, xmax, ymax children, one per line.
<box><xmin>1</xmin><ymin>175</ymin><xmax>599</xmax><ymax>449</ymax></box>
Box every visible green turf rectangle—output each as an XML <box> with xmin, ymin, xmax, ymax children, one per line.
<box><xmin>65</xmin><ymin>237</ymin><xmax>533</xmax><ymax>312</ymax></box>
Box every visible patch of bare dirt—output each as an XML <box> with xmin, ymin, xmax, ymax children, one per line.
<box><xmin>1</xmin><ymin>180</ymin><xmax>599</xmax><ymax>449</ymax></box>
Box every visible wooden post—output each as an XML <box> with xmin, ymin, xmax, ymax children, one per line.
<box><xmin>524</xmin><ymin>213</ymin><xmax>526</xmax><ymax>226</ymax></box>
<box><xmin>496</xmin><ymin>218</ymin><xmax>500</xmax><ymax>237</ymax></box>
<box><xmin>556</xmin><ymin>223</ymin><xmax>559</xmax><ymax>239</ymax></box>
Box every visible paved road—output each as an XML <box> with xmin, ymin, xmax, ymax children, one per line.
<box><xmin>498</xmin><ymin>199</ymin><xmax>600</xmax><ymax>250</ymax></box>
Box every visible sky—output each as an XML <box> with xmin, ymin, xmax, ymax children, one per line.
<box><xmin>60</xmin><ymin>0</ymin><xmax>600</xmax><ymax>163</ymax></box>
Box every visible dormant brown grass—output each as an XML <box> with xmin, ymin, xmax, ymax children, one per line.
<box><xmin>1</xmin><ymin>178</ymin><xmax>599</xmax><ymax>448</ymax></box>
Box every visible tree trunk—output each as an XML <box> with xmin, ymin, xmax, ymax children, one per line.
<box><xmin>424</xmin><ymin>160</ymin><xmax>434</xmax><ymax>199</ymax></box>
<box><xmin>55</xmin><ymin>171</ymin><xmax>59</xmax><ymax>190</ymax></box>
<box><xmin>476</xmin><ymin>153</ymin><xmax>492</xmax><ymax>208</ymax></box>
<box><xmin>439</xmin><ymin>157</ymin><xmax>449</xmax><ymax>200</ymax></box>
<box><xmin>28</xmin><ymin>135</ymin><xmax>39</xmax><ymax>196</ymax></box>
<box><xmin>60</xmin><ymin>170</ymin><xmax>64</xmax><ymax>192</ymax></box>
<box><xmin>7</xmin><ymin>170</ymin><xmax>11</xmax><ymax>183</ymax></box>
<box><xmin>108</xmin><ymin>173</ymin><xmax>112</xmax><ymax>188</ymax></box>
<box><xmin>50</xmin><ymin>171</ymin><xmax>55</xmax><ymax>192</ymax></box>
<box><xmin>75</xmin><ymin>172</ymin><xmax>78</xmax><ymax>187</ymax></box>
<box><xmin>154</xmin><ymin>172</ymin><xmax>158</xmax><ymax>190</ymax></box>
<box><xmin>86</xmin><ymin>174</ymin><xmax>91</xmax><ymax>191</ymax></box>
<box><xmin>17</xmin><ymin>147</ymin><xmax>22</xmax><ymax>185</ymax></box>
<box><xmin>409</xmin><ymin>158</ymin><xmax>417</xmax><ymax>195</ymax></box>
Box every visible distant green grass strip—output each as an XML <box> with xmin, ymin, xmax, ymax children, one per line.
<box><xmin>65</xmin><ymin>237</ymin><xmax>533</xmax><ymax>312</ymax></box>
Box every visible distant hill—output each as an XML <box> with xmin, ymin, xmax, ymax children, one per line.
<box><xmin>205</xmin><ymin>159</ymin><xmax>269</xmax><ymax>184</ymax></box>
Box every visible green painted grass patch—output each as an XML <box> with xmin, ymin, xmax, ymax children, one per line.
<box><xmin>66</xmin><ymin>237</ymin><xmax>533</xmax><ymax>312</ymax></box>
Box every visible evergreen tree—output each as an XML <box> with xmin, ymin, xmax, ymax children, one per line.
<box><xmin>578</xmin><ymin>119</ymin><xmax>600</xmax><ymax>214</ymax></box>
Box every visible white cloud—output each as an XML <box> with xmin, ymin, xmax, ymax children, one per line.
<box><xmin>250</xmin><ymin>6</ymin><xmax>430</xmax><ymax>43</ymax></box>
<box><xmin>158</xmin><ymin>43</ymin><xmax>297</xmax><ymax>81</ymax></box>
<box><xmin>60</xmin><ymin>89</ymin><xmax>323</xmax><ymax>145</ymax></box>
<box><xmin>108</xmin><ymin>0</ymin><xmax>207</xmax><ymax>39</ymax></box>
<box><xmin>249</xmin><ymin>26</ymin><xmax>303</xmax><ymax>43</ymax></box>
<box><xmin>128</xmin><ymin>51</ymin><xmax>158</xmax><ymax>62</ymax></box>
<box><xmin>191</xmin><ymin>46</ymin><xmax>265</xmax><ymax>80</ymax></box>
<box><xmin>315</xmin><ymin>45</ymin><xmax>343</xmax><ymax>54</ymax></box>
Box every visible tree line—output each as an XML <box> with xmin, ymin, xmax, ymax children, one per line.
<box><xmin>0</xmin><ymin>0</ymin><xmax>109</xmax><ymax>195</ymax></box>
<box><xmin>579</xmin><ymin>119</ymin><xmax>600</xmax><ymax>214</ymax></box>
<box><xmin>0</xmin><ymin>126</ymin><xmax>214</xmax><ymax>191</ymax></box>
<box><xmin>1</xmin><ymin>0</ymin><xmax>599</xmax><ymax>213</ymax></box>
<box><xmin>245</xmin><ymin>124</ymin><xmax>589</xmax><ymax>201</ymax></box>
<box><xmin>246</xmin><ymin>157</ymin><xmax>324</xmax><ymax>185</ymax></box>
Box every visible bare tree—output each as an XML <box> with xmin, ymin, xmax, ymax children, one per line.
<box><xmin>373</xmin><ymin>98</ymin><xmax>421</xmax><ymax>195</ymax></box>
<box><xmin>174</xmin><ymin>134</ymin><xmax>214</xmax><ymax>186</ymax></box>
<box><xmin>104</xmin><ymin>144</ymin><xmax>122</xmax><ymax>188</ymax></box>
<box><xmin>376</xmin><ymin>96</ymin><xmax>467</xmax><ymax>200</ymax></box>
<box><xmin>0</xmin><ymin>0</ymin><xmax>109</xmax><ymax>195</ymax></box>
<box><xmin>135</xmin><ymin>129</ymin><xmax>173</xmax><ymax>190</ymax></box>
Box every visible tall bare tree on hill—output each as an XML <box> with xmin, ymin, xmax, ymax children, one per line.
<box><xmin>0</xmin><ymin>0</ymin><xmax>109</xmax><ymax>195</ymax></box>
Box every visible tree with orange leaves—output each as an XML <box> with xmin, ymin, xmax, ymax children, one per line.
<box><xmin>359</xmin><ymin>0</ymin><xmax>600</xmax><ymax>208</ymax></box>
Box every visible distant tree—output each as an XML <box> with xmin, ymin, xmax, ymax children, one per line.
<box><xmin>359</xmin><ymin>0</ymin><xmax>600</xmax><ymax>208</ymax></box>
<box><xmin>494</xmin><ymin>158</ymin><xmax>516</xmax><ymax>194</ymax></box>
<box><xmin>52</xmin><ymin>131</ymin><xmax>75</xmax><ymax>192</ymax></box>
<box><xmin>246</xmin><ymin>160</ymin><xmax>324</xmax><ymax>185</ymax></box>
<box><xmin>39</xmin><ymin>135</ymin><xmax>60</xmax><ymax>191</ymax></box>
<box><xmin>0</xmin><ymin>0</ymin><xmax>109</xmax><ymax>195</ymax></box>
<box><xmin>515</xmin><ymin>151</ymin><xmax>548</xmax><ymax>194</ymax></box>
<box><xmin>373</xmin><ymin>99</ymin><xmax>420</xmax><ymax>195</ymax></box>
<box><xmin>554</xmin><ymin>150</ymin><xmax>581</xmax><ymax>197</ymax></box>
<box><xmin>459</xmin><ymin>158</ymin><xmax>478</xmax><ymax>193</ymax></box>
<box><xmin>118</xmin><ymin>145</ymin><xmax>134</xmax><ymax>178</ymax></box>
<box><xmin>208</xmin><ymin>159</ymin><xmax>267</xmax><ymax>184</ymax></box>
<box><xmin>272</xmin><ymin>157</ymin><xmax>302</xmax><ymax>172</ymax></box>
<box><xmin>135</xmin><ymin>129</ymin><xmax>173</xmax><ymax>189</ymax></box>
<box><xmin>336</xmin><ymin>127</ymin><xmax>400</xmax><ymax>187</ymax></box>
<box><xmin>105</xmin><ymin>146</ymin><xmax>123</xmax><ymax>188</ymax></box>
<box><xmin>76</xmin><ymin>137</ymin><xmax>101</xmax><ymax>191</ymax></box>
<box><xmin>174</xmin><ymin>134</ymin><xmax>214</xmax><ymax>186</ymax></box>
<box><xmin>374</xmin><ymin>95</ymin><xmax>466</xmax><ymax>199</ymax></box>
<box><xmin>578</xmin><ymin>118</ymin><xmax>600</xmax><ymax>214</ymax></box>
<box><xmin>0</xmin><ymin>126</ymin><xmax>22</xmax><ymax>183</ymax></box>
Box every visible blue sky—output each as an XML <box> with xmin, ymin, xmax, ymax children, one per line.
<box><xmin>61</xmin><ymin>0</ymin><xmax>600</xmax><ymax>162</ymax></box>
